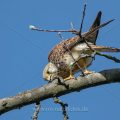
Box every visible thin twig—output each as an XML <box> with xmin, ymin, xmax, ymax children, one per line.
<box><xmin>83</xmin><ymin>19</ymin><xmax>115</xmax><ymax>37</ymax></box>
<box><xmin>32</xmin><ymin>102</ymin><xmax>40</xmax><ymax>120</ymax></box>
<box><xmin>82</xmin><ymin>37</ymin><xmax>96</xmax><ymax>60</ymax></box>
<box><xmin>29</xmin><ymin>25</ymin><xmax>78</xmax><ymax>33</ymax></box>
<box><xmin>70</xmin><ymin>22</ymin><xmax>74</xmax><ymax>30</ymax></box>
<box><xmin>53</xmin><ymin>97</ymin><xmax>69</xmax><ymax>120</ymax></box>
<box><xmin>96</xmin><ymin>52</ymin><xmax>120</xmax><ymax>63</ymax></box>
<box><xmin>79</xmin><ymin>4</ymin><xmax>86</xmax><ymax>37</ymax></box>
<box><xmin>78</xmin><ymin>3</ymin><xmax>96</xmax><ymax>60</ymax></box>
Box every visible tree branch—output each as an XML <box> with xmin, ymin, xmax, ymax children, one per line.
<box><xmin>53</xmin><ymin>97</ymin><xmax>69</xmax><ymax>120</ymax></box>
<box><xmin>96</xmin><ymin>52</ymin><xmax>120</xmax><ymax>63</ymax></box>
<box><xmin>32</xmin><ymin>102</ymin><xmax>40</xmax><ymax>120</ymax></box>
<box><xmin>0</xmin><ymin>68</ymin><xmax>120</xmax><ymax>115</ymax></box>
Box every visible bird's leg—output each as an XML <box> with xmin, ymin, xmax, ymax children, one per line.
<box><xmin>83</xmin><ymin>69</ymin><xmax>94</xmax><ymax>75</ymax></box>
<box><xmin>78</xmin><ymin>57</ymin><xmax>94</xmax><ymax>76</ymax></box>
<box><xmin>64</xmin><ymin>70</ymin><xmax>75</xmax><ymax>80</ymax></box>
<box><xmin>64</xmin><ymin>64</ymin><xmax>75</xmax><ymax>80</ymax></box>
<box><xmin>82</xmin><ymin>61</ymin><xmax>95</xmax><ymax>75</ymax></box>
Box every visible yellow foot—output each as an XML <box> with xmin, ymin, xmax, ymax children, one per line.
<box><xmin>64</xmin><ymin>75</ymin><xmax>75</xmax><ymax>80</ymax></box>
<box><xmin>84</xmin><ymin>70</ymin><xmax>94</xmax><ymax>75</ymax></box>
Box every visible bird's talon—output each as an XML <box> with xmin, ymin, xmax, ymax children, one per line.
<box><xmin>64</xmin><ymin>75</ymin><xmax>75</xmax><ymax>81</ymax></box>
<box><xmin>64</xmin><ymin>77</ymin><xmax>74</xmax><ymax>80</ymax></box>
<box><xmin>84</xmin><ymin>70</ymin><xmax>94</xmax><ymax>75</ymax></box>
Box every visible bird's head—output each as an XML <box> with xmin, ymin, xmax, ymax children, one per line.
<box><xmin>43</xmin><ymin>62</ymin><xmax>58</xmax><ymax>81</ymax></box>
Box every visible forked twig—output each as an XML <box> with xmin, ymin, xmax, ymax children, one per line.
<box><xmin>29</xmin><ymin>25</ymin><xmax>78</xmax><ymax>33</ymax></box>
<box><xmin>29</xmin><ymin>20</ymin><xmax>114</xmax><ymax>37</ymax></box>
<box><xmin>53</xmin><ymin>97</ymin><xmax>69</xmax><ymax>120</ymax></box>
<box><xmin>32</xmin><ymin>102</ymin><xmax>40</xmax><ymax>120</ymax></box>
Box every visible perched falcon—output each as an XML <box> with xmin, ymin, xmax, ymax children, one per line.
<box><xmin>43</xmin><ymin>11</ymin><xmax>120</xmax><ymax>81</ymax></box>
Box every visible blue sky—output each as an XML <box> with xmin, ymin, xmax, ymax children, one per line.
<box><xmin>0</xmin><ymin>0</ymin><xmax>120</xmax><ymax>120</ymax></box>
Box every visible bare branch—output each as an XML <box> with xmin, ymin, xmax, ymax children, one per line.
<box><xmin>79</xmin><ymin>4</ymin><xmax>87</xmax><ymax>37</ymax></box>
<box><xmin>96</xmin><ymin>52</ymin><xmax>120</xmax><ymax>63</ymax></box>
<box><xmin>53</xmin><ymin>97</ymin><xmax>69</xmax><ymax>120</ymax></box>
<box><xmin>70</xmin><ymin>22</ymin><xmax>75</xmax><ymax>30</ymax></box>
<box><xmin>83</xmin><ymin>19</ymin><xmax>115</xmax><ymax>37</ymax></box>
<box><xmin>32</xmin><ymin>102</ymin><xmax>40</xmax><ymax>120</ymax></box>
<box><xmin>0</xmin><ymin>68</ymin><xmax>120</xmax><ymax>115</ymax></box>
<box><xmin>29</xmin><ymin>25</ymin><xmax>78</xmax><ymax>33</ymax></box>
<box><xmin>29</xmin><ymin>19</ymin><xmax>115</xmax><ymax>37</ymax></box>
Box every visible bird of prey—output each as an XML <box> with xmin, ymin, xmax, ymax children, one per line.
<box><xmin>43</xmin><ymin>11</ymin><xmax>120</xmax><ymax>81</ymax></box>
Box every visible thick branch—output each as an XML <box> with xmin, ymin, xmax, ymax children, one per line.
<box><xmin>0</xmin><ymin>68</ymin><xmax>120</xmax><ymax>115</ymax></box>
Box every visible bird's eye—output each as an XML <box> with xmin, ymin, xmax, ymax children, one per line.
<box><xmin>47</xmin><ymin>71</ymin><xmax>50</xmax><ymax>74</ymax></box>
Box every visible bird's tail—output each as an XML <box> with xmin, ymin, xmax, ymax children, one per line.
<box><xmin>86</xmin><ymin>45</ymin><xmax>120</xmax><ymax>52</ymax></box>
<box><xmin>87</xmin><ymin>11</ymin><xmax>102</xmax><ymax>44</ymax></box>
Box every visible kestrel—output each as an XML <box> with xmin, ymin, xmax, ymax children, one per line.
<box><xmin>43</xmin><ymin>11</ymin><xmax>120</xmax><ymax>81</ymax></box>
